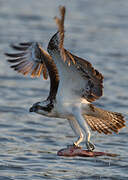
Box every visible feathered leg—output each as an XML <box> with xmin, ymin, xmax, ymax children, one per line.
<box><xmin>72</xmin><ymin>106</ymin><xmax>95</xmax><ymax>151</ymax></box>
<box><xmin>67</xmin><ymin>117</ymin><xmax>84</xmax><ymax>146</ymax></box>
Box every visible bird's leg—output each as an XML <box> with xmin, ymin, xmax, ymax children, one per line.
<box><xmin>68</xmin><ymin>117</ymin><xmax>84</xmax><ymax>147</ymax></box>
<box><xmin>72</xmin><ymin>106</ymin><xmax>95</xmax><ymax>151</ymax></box>
<box><xmin>73</xmin><ymin>135</ymin><xmax>83</xmax><ymax>147</ymax></box>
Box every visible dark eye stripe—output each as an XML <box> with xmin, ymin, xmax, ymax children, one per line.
<box><xmin>38</xmin><ymin>104</ymin><xmax>53</xmax><ymax>112</ymax></box>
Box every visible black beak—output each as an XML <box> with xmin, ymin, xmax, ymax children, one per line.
<box><xmin>29</xmin><ymin>102</ymin><xmax>40</xmax><ymax>112</ymax></box>
<box><xmin>29</xmin><ymin>106</ymin><xmax>36</xmax><ymax>112</ymax></box>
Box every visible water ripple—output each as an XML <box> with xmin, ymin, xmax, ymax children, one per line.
<box><xmin>0</xmin><ymin>0</ymin><xmax>128</xmax><ymax>179</ymax></box>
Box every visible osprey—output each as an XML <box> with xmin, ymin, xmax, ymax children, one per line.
<box><xmin>5</xmin><ymin>6</ymin><xmax>125</xmax><ymax>151</ymax></box>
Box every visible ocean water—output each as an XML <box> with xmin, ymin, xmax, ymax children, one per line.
<box><xmin>0</xmin><ymin>0</ymin><xmax>128</xmax><ymax>179</ymax></box>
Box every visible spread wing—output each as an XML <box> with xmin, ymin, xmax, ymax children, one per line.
<box><xmin>83</xmin><ymin>104</ymin><xmax>125</xmax><ymax>134</ymax></box>
<box><xmin>54</xmin><ymin>6</ymin><xmax>103</xmax><ymax>102</ymax></box>
<box><xmin>5</xmin><ymin>42</ymin><xmax>59</xmax><ymax>101</ymax></box>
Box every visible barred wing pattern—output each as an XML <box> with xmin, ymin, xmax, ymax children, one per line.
<box><xmin>84</xmin><ymin>104</ymin><xmax>125</xmax><ymax>134</ymax></box>
<box><xmin>5</xmin><ymin>42</ymin><xmax>59</xmax><ymax>101</ymax></box>
<box><xmin>5</xmin><ymin>42</ymin><xmax>50</xmax><ymax>79</ymax></box>
<box><xmin>85</xmin><ymin>114</ymin><xmax>125</xmax><ymax>134</ymax></box>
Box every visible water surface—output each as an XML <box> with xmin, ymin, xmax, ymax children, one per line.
<box><xmin>0</xmin><ymin>0</ymin><xmax>128</xmax><ymax>179</ymax></box>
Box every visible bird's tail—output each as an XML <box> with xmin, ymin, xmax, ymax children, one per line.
<box><xmin>83</xmin><ymin>104</ymin><xmax>125</xmax><ymax>134</ymax></box>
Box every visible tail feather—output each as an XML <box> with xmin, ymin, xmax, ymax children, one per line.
<box><xmin>84</xmin><ymin>104</ymin><xmax>125</xmax><ymax>135</ymax></box>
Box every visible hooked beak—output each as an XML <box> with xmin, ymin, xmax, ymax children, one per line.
<box><xmin>29</xmin><ymin>106</ymin><xmax>36</xmax><ymax>112</ymax></box>
<box><xmin>29</xmin><ymin>102</ymin><xmax>40</xmax><ymax>112</ymax></box>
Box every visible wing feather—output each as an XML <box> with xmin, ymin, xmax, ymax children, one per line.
<box><xmin>5</xmin><ymin>42</ymin><xmax>59</xmax><ymax>100</ymax></box>
<box><xmin>5</xmin><ymin>42</ymin><xmax>53</xmax><ymax>79</ymax></box>
<box><xmin>10</xmin><ymin>44</ymin><xmax>28</xmax><ymax>51</ymax></box>
<box><xmin>5</xmin><ymin>52</ymin><xmax>27</xmax><ymax>58</ymax></box>
<box><xmin>65</xmin><ymin>51</ymin><xmax>103</xmax><ymax>102</ymax></box>
<box><xmin>31</xmin><ymin>63</ymin><xmax>40</xmax><ymax>77</ymax></box>
<box><xmin>84</xmin><ymin>104</ymin><xmax>125</xmax><ymax>134</ymax></box>
<box><xmin>54</xmin><ymin>6</ymin><xmax>103</xmax><ymax>102</ymax></box>
<box><xmin>7</xmin><ymin>57</ymin><xmax>27</xmax><ymax>63</ymax></box>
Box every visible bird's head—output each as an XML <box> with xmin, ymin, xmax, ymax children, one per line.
<box><xmin>29</xmin><ymin>100</ymin><xmax>54</xmax><ymax>117</ymax></box>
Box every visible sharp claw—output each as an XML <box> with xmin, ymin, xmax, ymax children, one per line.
<box><xmin>73</xmin><ymin>143</ymin><xmax>82</xmax><ymax>149</ymax></box>
<box><xmin>73</xmin><ymin>142</ymin><xmax>78</xmax><ymax>147</ymax></box>
<box><xmin>86</xmin><ymin>141</ymin><xmax>95</xmax><ymax>151</ymax></box>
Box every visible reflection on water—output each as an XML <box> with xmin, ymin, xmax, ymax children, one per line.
<box><xmin>0</xmin><ymin>0</ymin><xmax>128</xmax><ymax>179</ymax></box>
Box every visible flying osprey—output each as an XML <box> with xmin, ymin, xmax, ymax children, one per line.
<box><xmin>5</xmin><ymin>6</ymin><xmax>125</xmax><ymax>151</ymax></box>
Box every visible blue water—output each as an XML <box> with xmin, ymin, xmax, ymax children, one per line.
<box><xmin>0</xmin><ymin>0</ymin><xmax>128</xmax><ymax>179</ymax></box>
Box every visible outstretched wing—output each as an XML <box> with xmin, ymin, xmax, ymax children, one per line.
<box><xmin>5</xmin><ymin>42</ymin><xmax>59</xmax><ymax>101</ymax></box>
<box><xmin>54</xmin><ymin>6</ymin><xmax>103</xmax><ymax>102</ymax></box>
<box><xmin>6</xmin><ymin>42</ymin><xmax>49</xmax><ymax>78</ymax></box>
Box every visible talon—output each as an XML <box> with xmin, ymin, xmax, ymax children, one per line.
<box><xmin>86</xmin><ymin>141</ymin><xmax>95</xmax><ymax>151</ymax></box>
<box><xmin>73</xmin><ymin>142</ymin><xmax>79</xmax><ymax>147</ymax></box>
<box><xmin>73</xmin><ymin>142</ymin><xmax>82</xmax><ymax>149</ymax></box>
